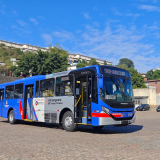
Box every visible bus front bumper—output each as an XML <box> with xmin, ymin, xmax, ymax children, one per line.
<box><xmin>99</xmin><ymin>112</ymin><xmax>136</xmax><ymax>126</ymax></box>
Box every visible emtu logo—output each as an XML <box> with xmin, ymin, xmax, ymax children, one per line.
<box><xmin>35</xmin><ymin>101</ymin><xmax>38</xmax><ymax>106</ymax></box>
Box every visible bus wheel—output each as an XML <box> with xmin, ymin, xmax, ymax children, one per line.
<box><xmin>62</xmin><ymin>111</ymin><xmax>77</xmax><ymax>132</ymax></box>
<box><xmin>92</xmin><ymin>126</ymin><xmax>104</xmax><ymax>130</ymax></box>
<box><xmin>8</xmin><ymin>110</ymin><xmax>17</xmax><ymax>124</ymax></box>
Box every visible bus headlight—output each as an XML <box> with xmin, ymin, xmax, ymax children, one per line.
<box><xmin>102</xmin><ymin>106</ymin><xmax>109</xmax><ymax>114</ymax></box>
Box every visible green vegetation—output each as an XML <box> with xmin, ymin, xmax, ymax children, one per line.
<box><xmin>118</xmin><ymin>58</ymin><xmax>134</xmax><ymax>68</ymax></box>
<box><xmin>0</xmin><ymin>43</ymin><xmax>24</xmax><ymax>75</ymax></box>
<box><xmin>116</xmin><ymin>58</ymin><xmax>146</xmax><ymax>89</ymax></box>
<box><xmin>76</xmin><ymin>58</ymin><xmax>99</xmax><ymax>69</ymax></box>
<box><xmin>14</xmin><ymin>46</ymin><xmax>69</xmax><ymax>77</ymax></box>
<box><xmin>145</xmin><ymin>70</ymin><xmax>154</xmax><ymax>80</ymax></box>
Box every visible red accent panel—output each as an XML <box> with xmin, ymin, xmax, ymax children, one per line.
<box><xmin>110</xmin><ymin>113</ymin><xmax>122</xmax><ymax>118</ymax></box>
<box><xmin>92</xmin><ymin>113</ymin><xmax>111</xmax><ymax>117</ymax></box>
<box><xmin>19</xmin><ymin>100</ymin><xmax>23</xmax><ymax>120</ymax></box>
<box><xmin>92</xmin><ymin>113</ymin><xmax>122</xmax><ymax>118</ymax></box>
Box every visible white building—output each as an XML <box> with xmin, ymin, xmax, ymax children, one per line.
<box><xmin>0</xmin><ymin>39</ymin><xmax>113</xmax><ymax>69</ymax></box>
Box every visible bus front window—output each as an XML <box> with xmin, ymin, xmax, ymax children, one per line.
<box><xmin>100</xmin><ymin>76</ymin><xmax>134</xmax><ymax>102</ymax></box>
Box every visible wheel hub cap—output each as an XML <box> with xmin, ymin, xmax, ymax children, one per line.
<box><xmin>10</xmin><ymin>114</ymin><xmax>13</xmax><ymax>122</ymax></box>
<box><xmin>65</xmin><ymin>116</ymin><xmax>72</xmax><ymax>128</ymax></box>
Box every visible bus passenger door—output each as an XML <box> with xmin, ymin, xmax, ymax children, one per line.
<box><xmin>24</xmin><ymin>84</ymin><xmax>34</xmax><ymax>120</ymax></box>
<box><xmin>74</xmin><ymin>76</ymin><xmax>91</xmax><ymax>124</ymax></box>
<box><xmin>0</xmin><ymin>89</ymin><xmax>4</xmax><ymax>117</ymax></box>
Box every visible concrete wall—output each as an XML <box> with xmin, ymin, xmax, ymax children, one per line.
<box><xmin>149</xmin><ymin>86</ymin><xmax>156</xmax><ymax>105</ymax></box>
<box><xmin>133</xmin><ymin>86</ymin><xmax>156</xmax><ymax>105</ymax></box>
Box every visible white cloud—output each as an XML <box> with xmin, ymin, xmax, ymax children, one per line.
<box><xmin>17</xmin><ymin>20</ymin><xmax>27</xmax><ymax>27</ymax></box>
<box><xmin>38</xmin><ymin>16</ymin><xmax>45</xmax><ymax>20</ymax></box>
<box><xmin>11</xmin><ymin>25</ymin><xmax>31</xmax><ymax>35</ymax></box>
<box><xmin>41</xmin><ymin>34</ymin><xmax>52</xmax><ymax>45</ymax></box>
<box><xmin>41</xmin><ymin>24</ymin><xmax>159</xmax><ymax>73</ymax></box>
<box><xmin>30</xmin><ymin>18</ymin><xmax>38</xmax><ymax>25</ymax></box>
<box><xmin>138</xmin><ymin>5</ymin><xmax>160</xmax><ymax>11</ymax></box>
<box><xmin>126</xmin><ymin>13</ymin><xmax>141</xmax><ymax>18</ymax></box>
<box><xmin>82</xmin><ymin>12</ymin><xmax>91</xmax><ymax>19</ymax></box>
<box><xmin>0</xmin><ymin>2</ymin><xmax>5</xmax><ymax>14</ymax></box>
<box><xmin>70</xmin><ymin>25</ymin><xmax>156</xmax><ymax>73</ymax></box>
<box><xmin>111</xmin><ymin>7</ymin><xmax>122</xmax><ymax>16</ymax></box>
<box><xmin>52</xmin><ymin>31</ymin><xmax>74</xmax><ymax>41</ymax></box>
<box><xmin>13</xmin><ymin>10</ymin><xmax>18</xmax><ymax>15</ymax></box>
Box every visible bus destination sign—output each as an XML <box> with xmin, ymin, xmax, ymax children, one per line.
<box><xmin>100</xmin><ymin>67</ymin><xmax>130</xmax><ymax>77</ymax></box>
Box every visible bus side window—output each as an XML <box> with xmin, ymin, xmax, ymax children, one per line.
<box><xmin>92</xmin><ymin>75</ymin><xmax>98</xmax><ymax>104</ymax></box>
<box><xmin>5</xmin><ymin>85</ymin><xmax>14</xmax><ymax>99</ymax></box>
<box><xmin>40</xmin><ymin>79</ymin><xmax>55</xmax><ymax>97</ymax></box>
<box><xmin>14</xmin><ymin>83</ymin><xmax>23</xmax><ymax>99</ymax></box>
<box><xmin>56</xmin><ymin>76</ymin><xmax>73</xmax><ymax>96</ymax></box>
<box><xmin>35</xmin><ymin>81</ymin><xmax>39</xmax><ymax>98</ymax></box>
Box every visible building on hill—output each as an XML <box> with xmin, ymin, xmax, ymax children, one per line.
<box><xmin>152</xmin><ymin>68</ymin><xmax>160</xmax><ymax>72</ymax></box>
<box><xmin>0</xmin><ymin>39</ymin><xmax>112</xmax><ymax>70</ymax></box>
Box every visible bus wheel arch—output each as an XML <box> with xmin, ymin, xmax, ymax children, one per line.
<box><xmin>59</xmin><ymin>108</ymin><xmax>72</xmax><ymax>128</ymax></box>
<box><xmin>7</xmin><ymin>108</ymin><xmax>14</xmax><ymax>118</ymax></box>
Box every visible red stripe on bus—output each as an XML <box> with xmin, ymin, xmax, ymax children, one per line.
<box><xmin>110</xmin><ymin>113</ymin><xmax>122</xmax><ymax>118</ymax></box>
<box><xmin>92</xmin><ymin>113</ymin><xmax>122</xmax><ymax>118</ymax></box>
<box><xmin>19</xmin><ymin>100</ymin><xmax>23</xmax><ymax>120</ymax></box>
<box><xmin>92</xmin><ymin>113</ymin><xmax>111</xmax><ymax>117</ymax></box>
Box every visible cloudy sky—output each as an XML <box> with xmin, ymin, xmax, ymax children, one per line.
<box><xmin>0</xmin><ymin>0</ymin><xmax>160</xmax><ymax>73</ymax></box>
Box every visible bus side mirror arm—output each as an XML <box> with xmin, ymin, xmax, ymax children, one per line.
<box><xmin>98</xmin><ymin>74</ymin><xmax>103</xmax><ymax>89</ymax></box>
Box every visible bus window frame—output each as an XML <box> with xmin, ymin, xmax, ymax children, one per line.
<box><xmin>14</xmin><ymin>83</ymin><xmax>24</xmax><ymax>99</ymax></box>
<box><xmin>39</xmin><ymin>78</ymin><xmax>55</xmax><ymax>98</ymax></box>
<box><xmin>35</xmin><ymin>80</ymin><xmax>40</xmax><ymax>98</ymax></box>
<box><xmin>5</xmin><ymin>85</ymin><xmax>14</xmax><ymax>100</ymax></box>
<box><xmin>55</xmin><ymin>75</ymin><xmax>74</xmax><ymax>97</ymax></box>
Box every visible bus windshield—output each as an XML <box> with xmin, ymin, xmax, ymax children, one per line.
<box><xmin>100</xmin><ymin>75</ymin><xmax>134</xmax><ymax>102</ymax></box>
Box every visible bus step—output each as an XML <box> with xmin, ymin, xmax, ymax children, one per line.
<box><xmin>23</xmin><ymin>119</ymin><xmax>33</xmax><ymax>122</ymax></box>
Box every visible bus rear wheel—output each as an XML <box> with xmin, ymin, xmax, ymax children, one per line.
<box><xmin>8</xmin><ymin>110</ymin><xmax>17</xmax><ymax>124</ymax></box>
<box><xmin>62</xmin><ymin>111</ymin><xmax>77</xmax><ymax>132</ymax></box>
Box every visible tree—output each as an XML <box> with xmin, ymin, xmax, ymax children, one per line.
<box><xmin>116</xmin><ymin>58</ymin><xmax>146</xmax><ymax>89</ymax></box>
<box><xmin>14</xmin><ymin>52</ymin><xmax>37</xmax><ymax>77</ymax></box>
<box><xmin>153</xmin><ymin>70</ymin><xmax>160</xmax><ymax>80</ymax></box>
<box><xmin>145</xmin><ymin>70</ymin><xmax>154</xmax><ymax>80</ymax></box>
<box><xmin>89</xmin><ymin>58</ymin><xmax>99</xmax><ymax>65</ymax></box>
<box><xmin>104</xmin><ymin>60</ymin><xmax>107</xmax><ymax>65</ymax></box>
<box><xmin>115</xmin><ymin>64</ymin><xmax>128</xmax><ymax>70</ymax></box>
<box><xmin>14</xmin><ymin>46</ymin><xmax>69</xmax><ymax>77</ymax></box>
<box><xmin>127</xmin><ymin>68</ymin><xmax>146</xmax><ymax>89</ymax></box>
<box><xmin>76</xmin><ymin>63</ymin><xmax>86</xmax><ymax>68</ymax></box>
<box><xmin>118</xmin><ymin>58</ymin><xmax>134</xmax><ymax>68</ymax></box>
<box><xmin>76</xmin><ymin>59</ymin><xmax>88</xmax><ymax>68</ymax></box>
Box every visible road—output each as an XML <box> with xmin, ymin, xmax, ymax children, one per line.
<box><xmin>0</xmin><ymin>111</ymin><xmax>160</xmax><ymax>160</ymax></box>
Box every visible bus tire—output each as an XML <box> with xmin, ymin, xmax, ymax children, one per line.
<box><xmin>92</xmin><ymin>126</ymin><xmax>104</xmax><ymax>130</ymax></box>
<box><xmin>62</xmin><ymin>111</ymin><xmax>77</xmax><ymax>132</ymax></box>
<box><xmin>8</xmin><ymin>110</ymin><xmax>17</xmax><ymax>124</ymax></box>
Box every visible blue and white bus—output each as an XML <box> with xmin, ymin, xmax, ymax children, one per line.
<box><xmin>0</xmin><ymin>65</ymin><xmax>135</xmax><ymax>131</ymax></box>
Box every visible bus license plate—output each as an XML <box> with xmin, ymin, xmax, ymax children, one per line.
<box><xmin>122</xmin><ymin>121</ymin><xmax>129</xmax><ymax>124</ymax></box>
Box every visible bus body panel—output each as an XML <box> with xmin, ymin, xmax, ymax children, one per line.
<box><xmin>99</xmin><ymin>113</ymin><xmax>136</xmax><ymax>126</ymax></box>
<box><xmin>3</xmin><ymin>99</ymin><xmax>24</xmax><ymax>119</ymax></box>
<box><xmin>33</xmin><ymin>96</ymin><xmax>74</xmax><ymax>123</ymax></box>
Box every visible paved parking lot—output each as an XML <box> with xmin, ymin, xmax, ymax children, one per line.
<box><xmin>0</xmin><ymin>111</ymin><xmax>160</xmax><ymax>160</ymax></box>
